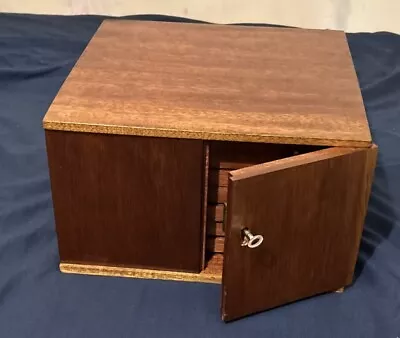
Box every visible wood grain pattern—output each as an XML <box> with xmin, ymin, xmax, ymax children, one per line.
<box><xmin>60</xmin><ymin>253</ymin><xmax>224</xmax><ymax>284</ymax></box>
<box><xmin>46</xmin><ymin>130</ymin><xmax>204</xmax><ymax>272</ymax></box>
<box><xmin>43</xmin><ymin>20</ymin><xmax>371</xmax><ymax>147</ymax></box>
<box><xmin>222</xmin><ymin>145</ymin><xmax>377</xmax><ymax>321</ymax></box>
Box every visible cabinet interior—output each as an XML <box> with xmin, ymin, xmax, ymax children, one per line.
<box><xmin>203</xmin><ymin>141</ymin><xmax>326</xmax><ymax>280</ymax></box>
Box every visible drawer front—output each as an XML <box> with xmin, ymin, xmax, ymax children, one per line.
<box><xmin>46</xmin><ymin>131</ymin><xmax>204</xmax><ymax>272</ymax></box>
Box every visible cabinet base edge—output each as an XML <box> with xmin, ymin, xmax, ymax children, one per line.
<box><xmin>60</xmin><ymin>262</ymin><xmax>222</xmax><ymax>284</ymax></box>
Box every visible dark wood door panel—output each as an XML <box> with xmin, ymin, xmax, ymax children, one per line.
<box><xmin>222</xmin><ymin>146</ymin><xmax>377</xmax><ymax>321</ymax></box>
<box><xmin>46</xmin><ymin>131</ymin><xmax>204</xmax><ymax>272</ymax></box>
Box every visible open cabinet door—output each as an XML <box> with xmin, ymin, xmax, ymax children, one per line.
<box><xmin>221</xmin><ymin>146</ymin><xmax>377</xmax><ymax>321</ymax></box>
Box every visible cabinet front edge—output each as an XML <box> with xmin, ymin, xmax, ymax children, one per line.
<box><xmin>43</xmin><ymin>121</ymin><xmax>372</xmax><ymax>148</ymax></box>
<box><xmin>60</xmin><ymin>263</ymin><xmax>222</xmax><ymax>284</ymax></box>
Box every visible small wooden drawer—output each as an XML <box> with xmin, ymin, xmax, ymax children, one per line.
<box><xmin>206</xmin><ymin>237</ymin><xmax>225</xmax><ymax>253</ymax></box>
<box><xmin>206</xmin><ymin>221</ymin><xmax>224</xmax><ymax>236</ymax></box>
<box><xmin>208</xmin><ymin>187</ymin><xmax>228</xmax><ymax>204</ymax></box>
<box><xmin>207</xmin><ymin>204</ymin><xmax>224</xmax><ymax>223</ymax></box>
<box><xmin>209</xmin><ymin>169</ymin><xmax>229</xmax><ymax>187</ymax></box>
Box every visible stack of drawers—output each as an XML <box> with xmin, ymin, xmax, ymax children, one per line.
<box><xmin>204</xmin><ymin>141</ymin><xmax>319</xmax><ymax>262</ymax></box>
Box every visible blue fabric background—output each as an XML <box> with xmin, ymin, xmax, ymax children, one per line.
<box><xmin>0</xmin><ymin>14</ymin><xmax>399</xmax><ymax>337</ymax></box>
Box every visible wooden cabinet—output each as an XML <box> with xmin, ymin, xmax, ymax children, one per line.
<box><xmin>43</xmin><ymin>20</ymin><xmax>377</xmax><ymax>321</ymax></box>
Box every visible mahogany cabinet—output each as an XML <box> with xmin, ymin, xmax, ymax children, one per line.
<box><xmin>43</xmin><ymin>20</ymin><xmax>377</xmax><ymax>321</ymax></box>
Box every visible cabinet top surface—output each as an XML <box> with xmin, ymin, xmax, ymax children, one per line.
<box><xmin>43</xmin><ymin>20</ymin><xmax>371</xmax><ymax>147</ymax></box>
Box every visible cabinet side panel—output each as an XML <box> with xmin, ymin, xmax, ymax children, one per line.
<box><xmin>45</xmin><ymin>131</ymin><xmax>204</xmax><ymax>272</ymax></box>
